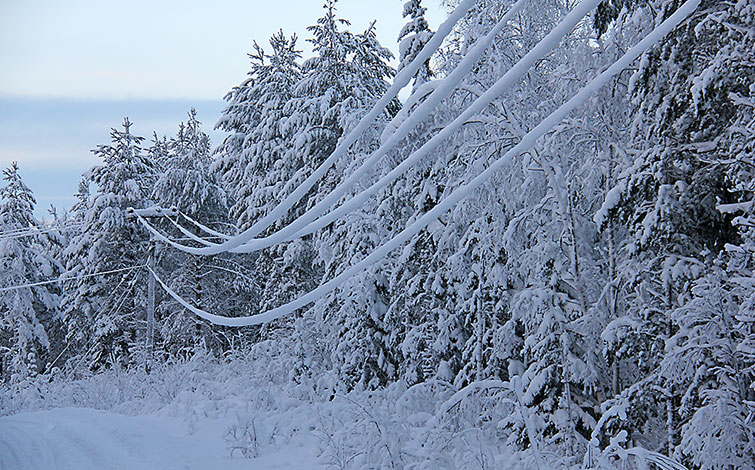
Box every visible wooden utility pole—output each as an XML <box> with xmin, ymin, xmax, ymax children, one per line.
<box><xmin>126</xmin><ymin>206</ymin><xmax>177</xmax><ymax>372</ymax></box>
<box><xmin>146</xmin><ymin>239</ymin><xmax>156</xmax><ymax>372</ymax></box>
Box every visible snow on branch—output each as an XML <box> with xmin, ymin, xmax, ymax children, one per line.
<box><xmin>717</xmin><ymin>200</ymin><xmax>754</xmax><ymax>214</ymax></box>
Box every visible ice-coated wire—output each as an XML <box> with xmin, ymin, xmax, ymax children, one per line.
<box><xmin>137</xmin><ymin>0</ymin><xmax>482</xmax><ymax>255</ymax></box>
<box><xmin>0</xmin><ymin>265</ymin><xmax>146</xmax><ymax>292</ymax></box>
<box><xmin>140</xmin><ymin>0</ymin><xmax>596</xmax><ymax>253</ymax></box>
<box><xmin>136</xmin><ymin>0</ymin><xmax>577</xmax><ymax>254</ymax></box>
<box><xmin>0</xmin><ymin>222</ymin><xmax>83</xmax><ymax>241</ymax></box>
<box><xmin>232</xmin><ymin>0</ymin><xmax>600</xmax><ymax>251</ymax></box>
<box><xmin>226</xmin><ymin>0</ymin><xmax>529</xmax><ymax>252</ymax></box>
<box><xmin>165</xmin><ymin>216</ymin><xmax>216</xmax><ymax>247</ymax></box>
<box><xmin>178</xmin><ymin>211</ymin><xmax>234</xmax><ymax>240</ymax></box>
<box><xmin>150</xmin><ymin>0</ymin><xmax>701</xmax><ymax>326</ymax></box>
<box><xmin>139</xmin><ymin>0</ymin><xmax>527</xmax><ymax>253</ymax></box>
<box><xmin>157</xmin><ymin>0</ymin><xmax>528</xmax><ymax>253</ymax></box>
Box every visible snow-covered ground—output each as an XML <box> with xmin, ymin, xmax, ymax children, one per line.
<box><xmin>0</xmin><ymin>359</ymin><xmax>685</xmax><ymax>470</ymax></box>
<box><xmin>0</xmin><ymin>407</ymin><xmax>323</xmax><ymax>470</ymax></box>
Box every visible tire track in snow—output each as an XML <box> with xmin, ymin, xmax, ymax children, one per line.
<box><xmin>0</xmin><ymin>408</ymin><xmax>323</xmax><ymax>470</ymax></box>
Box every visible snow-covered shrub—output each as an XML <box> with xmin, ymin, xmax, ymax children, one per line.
<box><xmin>316</xmin><ymin>383</ymin><xmax>410</xmax><ymax>470</ymax></box>
<box><xmin>224</xmin><ymin>408</ymin><xmax>262</xmax><ymax>458</ymax></box>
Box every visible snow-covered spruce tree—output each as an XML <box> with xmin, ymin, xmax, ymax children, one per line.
<box><xmin>151</xmin><ymin>109</ymin><xmax>252</xmax><ymax>356</ymax></box>
<box><xmin>689</xmin><ymin>161</ymin><xmax>755</xmax><ymax>469</ymax></box>
<box><xmin>310</xmin><ymin>105</ymin><xmax>407</xmax><ymax>391</ymax></box>
<box><xmin>592</xmin><ymin>0</ymin><xmax>755</xmax><ymax>458</ymax></box>
<box><xmin>398</xmin><ymin>0</ymin><xmax>434</xmax><ymax>91</ymax></box>
<box><xmin>0</xmin><ymin>163</ymin><xmax>61</xmax><ymax>382</ymax></box>
<box><xmin>378</xmin><ymin>6</ymin><xmax>485</xmax><ymax>389</ymax></box>
<box><xmin>501</xmin><ymin>107</ymin><xmax>609</xmax><ymax>457</ymax></box>
<box><xmin>380</xmin><ymin>0</ymin><xmax>570</xmax><ymax>392</ymax></box>
<box><xmin>312</xmin><ymin>206</ymin><xmax>395</xmax><ymax>390</ymax></box>
<box><xmin>659</xmin><ymin>255</ymin><xmax>755</xmax><ymax>470</ymax></box>
<box><xmin>61</xmin><ymin>118</ymin><xmax>155</xmax><ymax>370</ymax></box>
<box><xmin>288</xmin><ymin>2</ymin><xmax>399</xmax><ymax>389</ymax></box>
<box><xmin>213</xmin><ymin>31</ymin><xmax>302</xmax><ymax>232</ymax></box>
<box><xmin>153</xmin><ymin>110</ymin><xmax>224</xmax><ymax>218</ymax></box>
<box><xmin>654</xmin><ymin>4</ymin><xmax>755</xmax><ymax>466</ymax></box>
<box><xmin>281</xmin><ymin>0</ymin><xmax>396</xmax><ymax>222</ymax></box>
<box><xmin>210</xmin><ymin>30</ymin><xmax>309</xmax><ymax>356</ymax></box>
<box><xmin>212</xmin><ymin>30</ymin><xmax>286</xmax><ymax>206</ymax></box>
<box><xmin>449</xmin><ymin>198</ymin><xmax>512</xmax><ymax>387</ymax></box>
<box><xmin>209</xmin><ymin>29</ymin><xmax>310</xmax><ymax>353</ymax></box>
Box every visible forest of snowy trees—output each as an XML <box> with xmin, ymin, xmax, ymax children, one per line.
<box><xmin>1</xmin><ymin>0</ymin><xmax>754</xmax><ymax>468</ymax></box>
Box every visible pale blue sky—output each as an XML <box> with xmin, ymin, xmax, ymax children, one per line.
<box><xmin>0</xmin><ymin>0</ymin><xmax>446</xmax><ymax>217</ymax></box>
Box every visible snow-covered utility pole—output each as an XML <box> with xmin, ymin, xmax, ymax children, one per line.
<box><xmin>126</xmin><ymin>206</ymin><xmax>178</xmax><ymax>372</ymax></box>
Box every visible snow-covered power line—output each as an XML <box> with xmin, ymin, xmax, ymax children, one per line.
<box><xmin>139</xmin><ymin>0</ymin><xmax>527</xmax><ymax>254</ymax></box>
<box><xmin>136</xmin><ymin>0</ymin><xmax>590</xmax><ymax>254</ymax></box>
<box><xmin>0</xmin><ymin>265</ymin><xmax>146</xmax><ymax>293</ymax></box>
<box><xmin>165</xmin><ymin>215</ymin><xmax>216</xmax><ymax>247</ymax></box>
<box><xmin>150</xmin><ymin>0</ymin><xmax>700</xmax><ymax>327</ymax></box>
<box><xmin>62</xmin><ymin>262</ymin><xmax>147</xmax><ymax>380</ymax></box>
<box><xmin>126</xmin><ymin>208</ymin><xmax>227</xmax><ymax>246</ymax></box>
<box><xmin>0</xmin><ymin>226</ymin><xmax>42</xmax><ymax>237</ymax></box>
<box><xmin>234</xmin><ymin>0</ymin><xmax>599</xmax><ymax>251</ymax></box>
<box><xmin>45</xmin><ymin>261</ymin><xmax>147</xmax><ymax>376</ymax></box>
<box><xmin>0</xmin><ymin>222</ymin><xmax>83</xmax><ymax>241</ymax></box>
<box><xmin>133</xmin><ymin>0</ymin><xmax>480</xmax><ymax>255</ymax></box>
<box><xmin>0</xmin><ymin>222</ymin><xmax>79</xmax><ymax>237</ymax></box>
<box><xmin>178</xmin><ymin>212</ymin><xmax>234</xmax><ymax>240</ymax></box>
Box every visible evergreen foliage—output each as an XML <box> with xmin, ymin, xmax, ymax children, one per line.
<box><xmin>398</xmin><ymin>0</ymin><xmax>434</xmax><ymax>90</ymax></box>
<box><xmin>0</xmin><ymin>163</ymin><xmax>61</xmax><ymax>382</ymax></box>
<box><xmin>61</xmin><ymin>118</ymin><xmax>155</xmax><ymax>370</ymax></box>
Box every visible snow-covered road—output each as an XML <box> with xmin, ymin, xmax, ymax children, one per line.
<box><xmin>0</xmin><ymin>408</ymin><xmax>323</xmax><ymax>470</ymax></box>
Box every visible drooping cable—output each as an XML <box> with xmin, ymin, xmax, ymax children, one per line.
<box><xmin>0</xmin><ymin>223</ymin><xmax>67</xmax><ymax>237</ymax></box>
<box><xmin>231</xmin><ymin>0</ymin><xmax>601</xmax><ymax>251</ymax></box>
<box><xmin>156</xmin><ymin>0</ymin><xmax>528</xmax><ymax>252</ymax></box>
<box><xmin>46</xmin><ymin>260</ymin><xmax>146</xmax><ymax>376</ymax></box>
<box><xmin>165</xmin><ymin>215</ymin><xmax>217</xmax><ymax>247</ymax></box>
<box><xmin>64</xmin><ymin>262</ymin><xmax>147</xmax><ymax>379</ymax></box>
<box><xmin>138</xmin><ymin>0</ymin><xmax>481</xmax><ymax>256</ymax></box>
<box><xmin>178</xmin><ymin>211</ymin><xmax>234</xmax><ymax>240</ymax></box>
<box><xmin>0</xmin><ymin>222</ymin><xmax>83</xmax><ymax>241</ymax></box>
<box><xmin>140</xmin><ymin>0</ymin><xmax>600</xmax><ymax>254</ymax></box>
<box><xmin>150</xmin><ymin>0</ymin><xmax>700</xmax><ymax>326</ymax></box>
<box><xmin>136</xmin><ymin>0</ymin><xmax>581</xmax><ymax>254</ymax></box>
<box><xmin>0</xmin><ymin>265</ymin><xmax>146</xmax><ymax>292</ymax></box>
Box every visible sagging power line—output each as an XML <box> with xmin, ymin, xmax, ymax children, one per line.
<box><xmin>0</xmin><ymin>265</ymin><xmax>146</xmax><ymax>293</ymax></box>
<box><xmin>139</xmin><ymin>0</ymin><xmax>702</xmax><ymax>327</ymax></box>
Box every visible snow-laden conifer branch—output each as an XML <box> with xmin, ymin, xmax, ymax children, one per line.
<box><xmin>437</xmin><ymin>379</ymin><xmax>510</xmax><ymax>415</ymax></box>
<box><xmin>137</xmin><ymin>0</ymin><xmax>480</xmax><ymax>255</ymax></box>
<box><xmin>150</xmin><ymin>0</ymin><xmax>701</xmax><ymax>327</ymax></box>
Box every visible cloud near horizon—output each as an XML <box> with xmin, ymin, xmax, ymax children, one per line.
<box><xmin>0</xmin><ymin>98</ymin><xmax>226</xmax><ymax>217</ymax></box>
